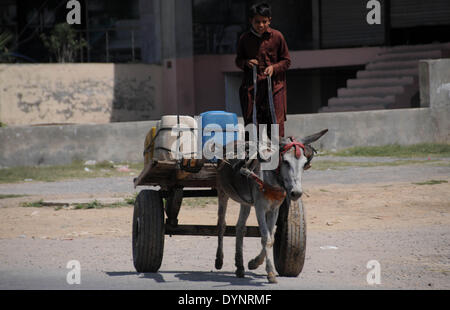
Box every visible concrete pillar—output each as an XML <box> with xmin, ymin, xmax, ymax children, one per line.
<box><xmin>140</xmin><ymin>0</ymin><xmax>195</xmax><ymax>116</ymax></box>
<box><xmin>139</xmin><ymin>0</ymin><xmax>162</xmax><ymax>64</ymax></box>
<box><xmin>419</xmin><ymin>59</ymin><xmax>450</xmax><ymax>143</ymax></box>
<box><xmin>419</xmin><ymin>59</ymin><xmax>450</xmax><ymax>109</ymax></box>
<box><xmin>311</xmin><ymin>0</ymin><xmax>321</xmax><ymax>49</ymax></box>
<box><xmin>311</xmin><ymin>71</ymin><xmax>322</xmax><ymax>112</ymax></box>
<box><xmin>139</xmin><ymin>0</ymin><xmax>195</xmax><ymax>116</ymax></box>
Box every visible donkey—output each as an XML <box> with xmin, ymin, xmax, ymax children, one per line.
<box><xmin>214</xmin><ymin>129</ymin><xmax>328</xmax><ymax>283</ymax></box>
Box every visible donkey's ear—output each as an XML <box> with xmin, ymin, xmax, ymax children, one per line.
<box><xmin>299</xmin><ymin>129</ymin><xmax>328</xmax><ymax>145</ymax></box>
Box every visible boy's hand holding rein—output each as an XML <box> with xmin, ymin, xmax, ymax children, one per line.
<box><xmin>246</xmin><ymin>59</ymin><xmax>259</xmax><ymax>68</ymax></box>
<box><xmin>246</xmin><ymin>59</ymin><xmax>274</xmax><ymax>77</ymax></box>
<box><xmin>263</xmin><ymin>65</ymin><xmax>274</xmax><ymax>77</ymax></box>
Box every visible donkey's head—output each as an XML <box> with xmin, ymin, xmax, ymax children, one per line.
<box><xmin>278</xmin><ymin>129</ymin><xmax>328</xmax><ymax>201</ymax></box>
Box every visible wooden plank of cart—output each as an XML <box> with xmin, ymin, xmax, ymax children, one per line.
<box><xmin>132</xmin><ymin>158</ymin><xmax>306</xmax><ymax>277</ymax></box>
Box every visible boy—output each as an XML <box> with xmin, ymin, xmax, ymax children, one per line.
<box><xmin>235</xmin><ymin>2</ymin><xmax>291</xmax><ymax>138</ymax></box>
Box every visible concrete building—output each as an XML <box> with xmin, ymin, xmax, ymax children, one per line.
<box><xmin>1</xmin><ymin>0</ymin><xmax>450</xmax><ymax>124</ymax></box>
<box><xmin>137</xmin><ymin>0</ymin><xmax>450</xmax><ymax>117</ymax></box>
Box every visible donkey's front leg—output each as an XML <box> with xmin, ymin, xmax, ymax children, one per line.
<box><xmin>235</xmin><ymin>204</ymin><xmax>251</xmax><ymax>277</ymax></box>
<box><xmin>249</xmin><ymin>206</ymin><xmax>279</xmax><ymax>283</ymax></box>
<box><xmin>264</xmin><ymin>208</ymin><xmax>280</xmax><ymax>284</ymax></box>
<box><xmin>215</xmin><ymin>189</ymin><xmax>228</xmax><ymax>270</ymax></box>
<box><xmin>248</xmin><ymin>206</ymin><xmax>269</xmax><ymax>273</ymax></box>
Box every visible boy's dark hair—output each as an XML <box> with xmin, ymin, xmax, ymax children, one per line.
<box><xmin>249</xmin><ymin>2</ymin><xmax>272</xmax><ymax>18</ymax></box>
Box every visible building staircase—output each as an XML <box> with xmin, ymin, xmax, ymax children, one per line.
<box><xmin>319</xmin><ymin>42</ymin><xmax>450</xmax><ymax>113</ymax></box>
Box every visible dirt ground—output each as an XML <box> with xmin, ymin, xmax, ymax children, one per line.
<box><xmin>1</xmin><ymin>179</ymin><xmax>449</xmax><ymax>240</ymax></box>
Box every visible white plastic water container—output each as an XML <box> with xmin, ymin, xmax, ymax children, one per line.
<box><xmin>153</xmin><ymin>115</ymin><xmax>198</xmax><ymax>160</ymax></box>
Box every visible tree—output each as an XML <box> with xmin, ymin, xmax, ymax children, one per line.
<box><xmin>40</xmin><ymin>23</ymin><xmax>87</xmax><ymax>63</ymax></box>
<box><xmin>0</xmin><ymin>29</ymin><xmax>13</xmax><ymax>62</ymax></box>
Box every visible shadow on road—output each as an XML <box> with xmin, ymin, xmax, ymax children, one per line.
<box><xmin>173</xmin><ymin>271</ymin><xmax>267</xmax><ymax>287</ymax></box>
<box><xmin>105</xmin><ymin>270</ymin><xmax>268</xmax><ymax>287</ymax></box>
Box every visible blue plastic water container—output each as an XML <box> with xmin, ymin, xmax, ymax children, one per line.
<box><xmin>199</xmin><ymin>111</ymin><xmax>239</xmax><ymax>161</ymax></box>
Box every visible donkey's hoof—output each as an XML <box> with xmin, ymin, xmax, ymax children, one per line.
<box><xmin>235</xmin><ymin>267</ymin><xmax>245</xmax><ymax>278</ymax></box>
<box><xmin>215</xmin><ymin>258</ymin><xmax>223</xmax><ymax>270</ymax></box>
<box><xmin>248</xmin><ymin>259</ymin><xmax>259</xmax><ymax>270</ymax></box>
<box><xmin>267</xmin><ymin>272</ymin><xmax>278</xmax><ymax>284</ymax></box>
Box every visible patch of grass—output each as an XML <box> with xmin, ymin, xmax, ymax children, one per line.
<box><xmin>21</xmin><ymin>199</ymin><xmax>132</xmax><ymax>210</ymax></box>
<box><xmin>73</xmin><ymin>200</ymin><xmax>103</xmax><ymax>210</ymax></box>
<box><xmin>328</xmin><ymin>143</ymin><xmax>450</xmax><ymax>158</ymax></box>
<box><xmin>21</xmin><ymin>199</ymin><xmax>45</xmax><ymax>208</ymax></box>
<box><xmin>124</xmin><ymin>192</ymin><xmax>139</xmax><ymax>205</ymax></box>
<box><xmin>94</xmin><ymin>160</ymin><xmax>115</xmax><ymax>169</ymax></box>
<box><xmin>311</xmin><ymin>159</ymin><xmax>442</xmax><ymax>170</ymax></box>
<box><xmin>0</xmin><ymin>161</ymin><xmax>145</xmax><ymax>184</ymax></box>
<box><xmin>0</xmin><ymin>194</ymin><xmax>27</xmax><ymax>199</ymax></box>
<box><xmin>72</xmin><ymin>200</ymin><xmax>131</xmax><ymax>209</ymax></box>
<box><xmin>413</xmin><ymin>180</ymin><xmax>448</xmax><ymax>186</ymax></box>
<box><xmin>429</xmin><ymin>161</ymin><xmax>450</xmax><ymax>168</ymax></box>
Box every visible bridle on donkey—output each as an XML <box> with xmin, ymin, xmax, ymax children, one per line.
<box><xmin>280</xmin><ymin>137</ymin><xmax>316</xmax><ymax>171</ymax></box>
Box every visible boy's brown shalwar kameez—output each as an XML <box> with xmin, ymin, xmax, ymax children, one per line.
<box><xmin>235</xmin><ymin>27</ymin><xmax>291</xmax><ymax>137</ymax></box>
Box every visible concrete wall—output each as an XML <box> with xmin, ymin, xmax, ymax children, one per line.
<box><xmin>0</xmin><ymin>107</ymin><xmax>447</xmax><ymax>168</ymax></box>
<box><xmin>285</xmin><ymin>108</ymin><xmax>444</xmax><ymax>152</ymax></box>
<box><xmin>0</xmin><ymin>121</ymin><xmax>158</xmax><ymax>168</ymax></box>
<box><xmin>0</xmin><ymin>64</ymin><xmax>163</xmax><ymax>126</ymax></box>
<box><xmin>0</xmin><ymin>46</ymin><xmax>383</xmax><ymax>127</ymax></box>
<box><xmin>1</xmin><ymin>56</ymin><xmax>449</xmax><ymax>168</ymax></box>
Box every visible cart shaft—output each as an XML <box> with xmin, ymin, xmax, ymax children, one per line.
<box><xmin>161</xmin><ymin>189</ymin><xmax>217</xmax><ymax>198</ymax></box>
<box><xmin>165</xmin><ymin>224</ymin><xmax>260</xmax><ymax>237</ymax></box>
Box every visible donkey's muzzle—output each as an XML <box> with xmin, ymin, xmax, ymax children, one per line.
<box><xmin>290</xmin><ymin>190</ymin><xmax>303</xmax><ymax>201</ymax></box>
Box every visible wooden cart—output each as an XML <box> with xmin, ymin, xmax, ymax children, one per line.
<box><xmin>132</xmin><ymin>159</ymin><xmax>306</xmax><ymax>277</ymax></box>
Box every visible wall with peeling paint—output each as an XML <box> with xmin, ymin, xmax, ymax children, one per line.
<box><xmin>1</xmin><ymin>58</ymin><xmax>448</xmax><ymax>167</ymax></box>
<box><xmin>0</xmin><ymin>107</ymin><xmax>447</xmax><ymax>168</ymax></box>
<box><xmin>0</xmin><ymin>64</ymin><xmax>163</xmax><ymax>126</ymax></box>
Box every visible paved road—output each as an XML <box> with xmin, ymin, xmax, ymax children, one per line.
<box><xmin>0</xmin><ymin>225</ymin><xmax>448</xmax><ymax>290</ymax></box>
<box><xmin>0</xmin><ymin>159</ymin><xmax>449</xmax><ymax>290</ymax></box>
<box><xmin>1</xmin><ymin>158</ymin><xmax>449</xmax><ymax>196</ymax></box>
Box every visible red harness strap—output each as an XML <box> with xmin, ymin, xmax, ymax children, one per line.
<box><xmin>281</xmin><ymin>137</ymin><xmax>306</xmax><ymax>159</ymax></box>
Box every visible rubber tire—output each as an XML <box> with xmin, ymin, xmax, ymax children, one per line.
<box><xmin>274</xmin><ymin>197</ymin><xmax>306</xmax><ymax>277</ymax></box>
<box><xmin>132</xmin><ymin>190</ymin><xmax>165</xmax><ymax>273</ymax></box>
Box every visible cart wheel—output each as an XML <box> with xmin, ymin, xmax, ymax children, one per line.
<box><xmin>274</xmin><ymin>197</ymin><xmax>306</xmax><ymax>277</ymax></box>
<box><xmin>132</xmin><ymin>190</ymin><xmax>165</xmax><ymax>273</ymax></box>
